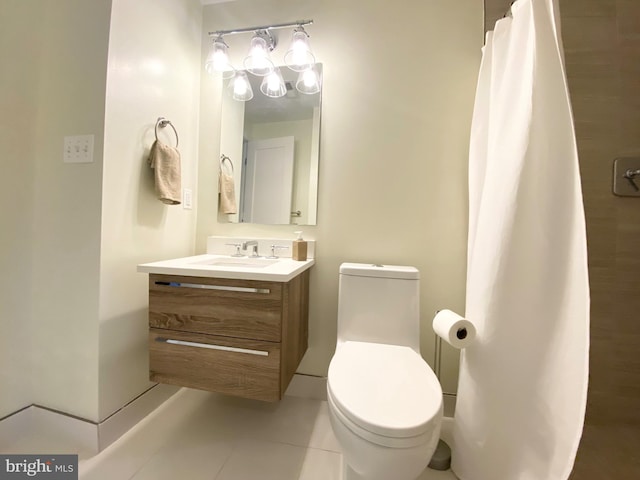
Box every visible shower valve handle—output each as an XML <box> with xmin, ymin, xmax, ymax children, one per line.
<box><xmin>612</xmin><ymin>157</ymin><xmax>640</xmax><ymax>197</ymax></box>
<box><xmin>623</xmin><ymin>169</ymin><xmax>640</xmax><ymax>191</ymax></box>
<box><xmin>623</xmin><ymin>168</ymin><xmax>640</xmax><ymax>192</ymax></box>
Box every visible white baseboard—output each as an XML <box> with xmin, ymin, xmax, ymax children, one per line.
<box><xmin>0</xmin><ymin>384</ymin><xmax>179</xmax><ymax>458</ymax></box>
<box><xmin>0</xmin><ymin>406</ymin><xmax>98</xmax><ymax>458</ymax></box>
<box><xmin>98</xmin><ymin>384</ymin><xmax>179</xmax><ymax>451</ymax></box>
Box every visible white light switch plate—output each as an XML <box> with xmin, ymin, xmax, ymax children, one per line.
<box><xmin>64</xmin><ymin>135</ymin><xmax>94</xmax><ymax>163</ymax></box>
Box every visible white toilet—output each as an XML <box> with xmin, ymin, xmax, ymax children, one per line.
<box><xmin>327</xmin><ymin>263</ymin><xmax>443</xmax><ymax>480</ymax></box>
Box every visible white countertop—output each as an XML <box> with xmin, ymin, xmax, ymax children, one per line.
<box><xmin>137</xmin><ymin>254</ymin><xmax>314</xmax><ymax>282</ymax></box>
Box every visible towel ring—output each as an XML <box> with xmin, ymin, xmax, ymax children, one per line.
<box><xmin>155</xmin><ymin>117</ymin><xmax>179</xmax><ymax>148</ymax></box>
<box><xmin>220</xmin><ymin>154</ymin><xmax>234</xmax><ymax>173</ymax></box>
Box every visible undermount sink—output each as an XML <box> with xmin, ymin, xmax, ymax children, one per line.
<box><xmin>192</xmin><ymin>257</ymin><xmax>279</xmax><ymax>269</ymax></box>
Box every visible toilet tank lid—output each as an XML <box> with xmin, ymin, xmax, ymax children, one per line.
<box><xmin>340</xmin><ymin>263</ymin><xmax>419</xmax><ymax>280</ymax></box>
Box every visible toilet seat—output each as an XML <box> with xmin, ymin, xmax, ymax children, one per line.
<box><xmin>327</xmin><ymin>341</ymin><xmax>442</xmax><ymax>445</ymax></box>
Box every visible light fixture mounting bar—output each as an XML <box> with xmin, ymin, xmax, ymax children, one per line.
<box><xmin>209</xmin><ymin>19</ymin><xmax>313</xmax><ymax>37</ymax></box>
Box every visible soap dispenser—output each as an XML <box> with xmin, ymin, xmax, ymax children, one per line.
<box><xmin>292</xmin><ymin>231</ymin><xmax>308</xmax><ymax>261</ymax></box>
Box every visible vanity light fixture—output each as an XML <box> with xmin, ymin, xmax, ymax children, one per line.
<box><xmin>260</xmin><ymin>67</ymin><xmax>287</xmax><ymax>98</ymax></box>
<box><xmin>205</xmin><ymin>35</ymin><xmax>235</xmax><ymax>78</ymax></box>
<box><xmin>229</xmin><ymin>70</ymin><xmax>254</xmax><ymax>101</ymax></box>
<box><xmin>244</xmin><ymin>30</ymin><xmax>276</xmax><ymax>76</ymax></box>
<box><xmin>296</xmin><ymin>64</ymin><xmax>321</xmax><ymax>95</ymax></box>
<box><xmin>284</xmin><ymin>26</ymin><xmax>315</xmax><ymax>72</ymax></box>
<box><xmin>206</xmin><ymin>19</ymin><xmax>318</xmax><ymax>101</ymax></box>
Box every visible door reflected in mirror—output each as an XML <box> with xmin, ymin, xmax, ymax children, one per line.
<box><xmin>219</xmin><ymin>64</ymin><xmax>322</xmax><ymax>225</ymax></box>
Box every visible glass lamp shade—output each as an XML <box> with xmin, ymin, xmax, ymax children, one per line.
<box><xmin>284</xmin><ymin>30</ymin><xmax>315</xmax><ymax>72</ymax></box>
<box><xmin>296</xmin><ymin>66</ymin><xmax>321</xmax><ymax>95</ymax></box>
<box><xmin>205</xmin><ymin>37</ymin><xmax>234</xmax><ymax>79</ymax></box>
<box><xmin>228</xmin><ymin>71</ymin><xmax>254</xmax><ymax>101</ymax></box>
<box><xmin>260</xmin><ymin>68</ymin><xmax>287</xmax><ymax>98</ymax></box>
<box><xmin>243</xmin><ymin>35</ymin><xmax>275</xmax><ymax>76</ymax></box>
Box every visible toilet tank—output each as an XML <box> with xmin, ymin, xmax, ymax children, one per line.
<box><xmin>337</xmin><ymin>263</ymin><xmax>421</xmax><ymax>351</ymax></box>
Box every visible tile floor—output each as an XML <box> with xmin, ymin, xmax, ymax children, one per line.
<box><xmin>79</xmin><ymin>388</ymin><xmax>458</xmax><ymax>480</ymax></box>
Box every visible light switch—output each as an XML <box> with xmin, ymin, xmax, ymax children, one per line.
<box><xmin>64</xmin><ymin>135</ymin><xmax>94</xmax><ymax>163</ymax></box>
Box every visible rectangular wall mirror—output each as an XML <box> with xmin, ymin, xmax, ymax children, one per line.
<box><xmin>219</xmin><ymin>64</ymin><xmax>322</xmax><ymax>225</ymax></box>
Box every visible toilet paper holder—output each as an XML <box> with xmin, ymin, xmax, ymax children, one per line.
<box><xmin>434</xmin><ymin>327</ymin><xmax>443</xmax><ymax>380</ymax></box>
<box><xmin>433</xmin><ymin>310</ymin><xmax>470</xmax><ymax>379</ymax></box>
<box><xmin>429</xmin><ymin>310</ymin><xmax>456</xmax><ymax>471</ymax></box>
<box><xmin>430</xmin><ymin>311</ymin><xmax>453</xmax><ymax>472</ymax></box>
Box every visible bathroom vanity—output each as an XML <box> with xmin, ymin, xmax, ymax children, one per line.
<box><xmin>138</xmin><ymin>239</ymin><xmax>314</xmax><ymax>402</ymax></box>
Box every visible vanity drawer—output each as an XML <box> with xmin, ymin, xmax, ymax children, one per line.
<box><xmin>149</xmin><ymin>328</ymin><xmax>281</xmax><ymax>402</ymax></box>
<box><xmin>149</xmin><ymin>274</ymin><xmax>282</xmax><ymax>342</ymax></box>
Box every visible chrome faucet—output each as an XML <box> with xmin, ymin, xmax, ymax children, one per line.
<box><xmin>242</xmin><ymin>240</ymin><xmax>260</xmax><ymax>257</ymax></box>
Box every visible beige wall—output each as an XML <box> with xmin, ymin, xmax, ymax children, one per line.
<box><xmin>197</xmin><ymin>0</ymin><xmax>483</xmax><ymax>392</ymax></box>
<box><xmin>0</xmin><ymin>0</ymin><xmax>202</xmax><ymax>423</ymax></box>
<box><xmin>1</xmin><ymin>0</ymin><xmax>110</xmax><ymax>423</ymax></box>
<box><xmin>99</xmin><ymin>0</ymin><xmax>203</xmax><ymax>421</ymax></box>
<box><xmin>29</xmin><ymin>0</ymin><xmax>111</xmax><ymax>421</ymax></box>
<box><xmin>0</xmin><ymin>0</ymin><xmax>43</xmax><ymax>419</ymax></box>
<box><xmin>0</xmin><ymin>0</ymin><xmax>481</xmax><ymax>424</ymax></box>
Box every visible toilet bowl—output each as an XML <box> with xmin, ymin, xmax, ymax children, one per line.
<box><xmin>327</xmin><ymin>263</ymin><xmax>443</xmax><ymax>480</ymax></box>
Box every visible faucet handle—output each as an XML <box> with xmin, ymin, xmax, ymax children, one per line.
<box><xmin>266</xmin><ymin>245</ymin><xmax>289</xmax><ymax>259</ymax></box>
<box><xmin>225</xmin><ymin>243</ymin><xmax>244</xmax><ymax>257</ymax></box>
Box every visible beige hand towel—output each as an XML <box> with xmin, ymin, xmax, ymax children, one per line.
<box><xmin>148</xmin><ymin>140</ymin><xmax>181</xmax><ymax>205</ymax></box>
<box><xmin>219</xmin><ymin>157</ymin><xmax>237</xmax><ymax>214</ymax></box>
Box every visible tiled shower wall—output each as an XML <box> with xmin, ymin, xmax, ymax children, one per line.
<box><xmin>484</xmin><ymin>1</ymin><xmax>640</xmax><ymax>478</ymax></box>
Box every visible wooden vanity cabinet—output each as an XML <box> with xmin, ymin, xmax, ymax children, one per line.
<box><xmin>147</xmin><ymin>270</ymin><xmax>309</xmax><ymax>402</ymax></box>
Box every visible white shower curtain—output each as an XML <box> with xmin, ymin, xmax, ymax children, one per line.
<box><xmin>452</xmin><ymin>0</ymin><xmax>589</xmax><ymax>479</ymax></box>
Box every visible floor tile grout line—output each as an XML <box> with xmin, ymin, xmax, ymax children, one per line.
<box><xmin>213</xmin><ymin>436</ymin><xmax>243</xmax><ymax>480</ymax></box>
<box><xmin>247</xmin><ymin>436</ymin><xmax>342</xmax><ymax>454</ymax></box>
<box><xmin>212</xmin><ymin>437</ymin><xmax>343</xmax><ymax>480</ymax></box>
<box><xmin>212</xmin><ymin>451</ymin><xmax>232</xmax><ymax>480</ymax></box>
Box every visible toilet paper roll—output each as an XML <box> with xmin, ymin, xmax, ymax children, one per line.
<box><xmin>432</xmin><ymin>309</ymin><xmax>476</xmax><ymax>349</ymax></box>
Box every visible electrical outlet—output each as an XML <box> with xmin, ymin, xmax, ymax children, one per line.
<box><xmin>64</xmin><ymin>135</ymin><xmax>94</xmax><ymax>163</ymax></box>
